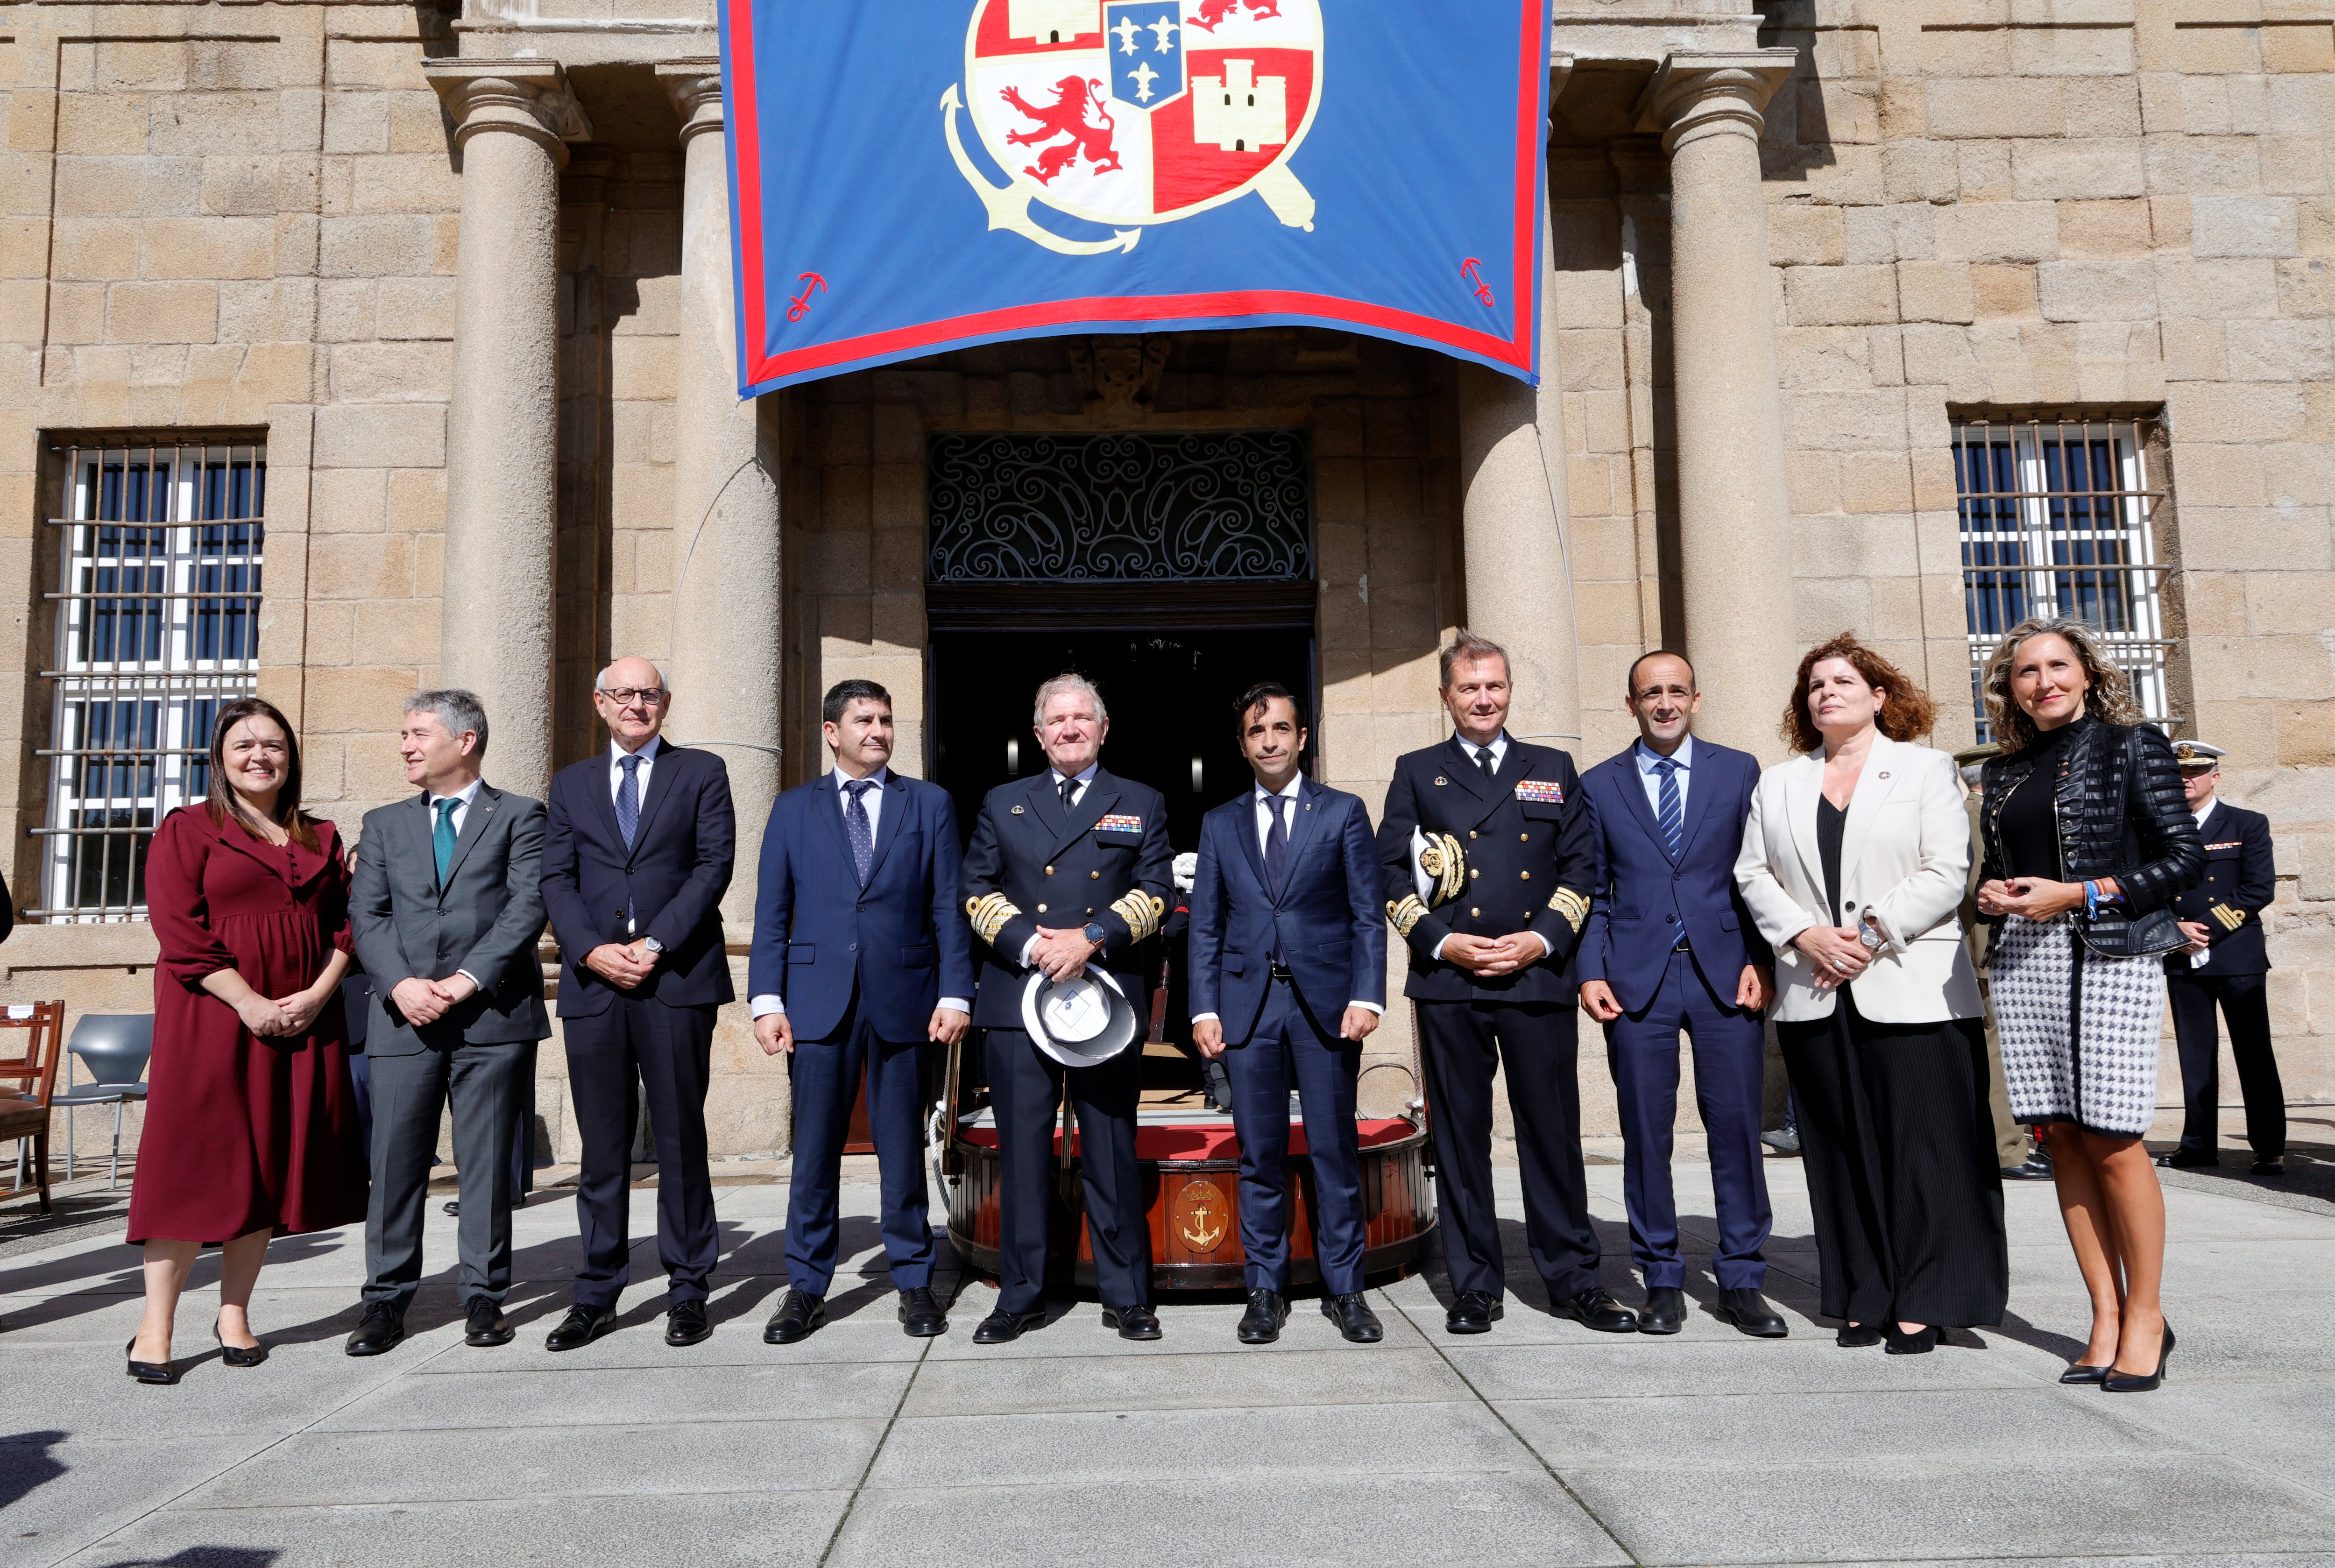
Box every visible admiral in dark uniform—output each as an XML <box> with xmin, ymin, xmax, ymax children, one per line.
<box><xmin>1378</xmin><ymin>631</ymin><xmax>1633</xmax><ymax>1336</ymax></box>
<box><xmin>2157</xmin><ymin>742</ymin><xmax>2285</xmax><ymax>1175</ymax></box>
<box><xmin>960</xmin><ymin>673</ymin><xmax>1174</xmax><ymax>1342</ymax></box>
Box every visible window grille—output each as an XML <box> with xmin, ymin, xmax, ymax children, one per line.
<box><xmin>35</xmin><ymin>438</ymin><xmax>265</xmax><ymax>922</ymax></box>
<box><xmin>1953</xmin><ymin>417</ymin><xmax>2168</xmax><ymax>744</ymax></box>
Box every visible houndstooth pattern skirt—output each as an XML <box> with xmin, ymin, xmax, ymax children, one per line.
<box><xmin>1990</xmin><ymin>914</ymin><xmax>2166</xmax><ymax>1138</ymax></box>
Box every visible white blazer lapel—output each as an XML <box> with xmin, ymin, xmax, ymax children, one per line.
<box><xmin>1837</xmin><ymin>734</ymin><xmax>1898</xmax><ymax>886</ymax></box>
<box><xmin>1784</xmin><ymin>753</ymin><xmax>1826</xmax><ymax>896</ymax></box>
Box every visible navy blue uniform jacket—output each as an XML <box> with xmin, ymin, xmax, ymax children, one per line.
<box><xmin>1187</xmin><ymin>777</ymin><xmax>1387</xmax><ymax>1046</ymax></box>
<box><xmin>2168</xmin><ymin>798</ymin><xmax>2275</xmax><ymax>978</ymax></box>
<box><xmin>1575</xmin><ymin>741</ymin><xmax>1772</xmax><ymax>1014</ymax></box>
<box><xmin>749</xmin><ymin>772</ymin><xmax>977</xmax><ymax>1043</ymax></box>
<box><xmin>958</xmin><ymin>768</ymin><xmax>1175</xmax><ymax>1030</ymax></box>
<box><xmin>540</xmin><ymin>743</ymin><xmax>736</xmax><ymax>1018</ymax></box>
<box><xmin>1376</xmin><ymin>736</ymin><xmax>1597</xmax><ymax>1006</ymax></box>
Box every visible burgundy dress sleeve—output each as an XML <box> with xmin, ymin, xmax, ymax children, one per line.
<box><xmin>147</xmin><ymin>809</ymin><xmax>238</xmax><ymax>992</ymax></box>
<box><xmin>317</xmin><ymin>823</ymin><xmax>356</xmax><ymax>960</ymax></box>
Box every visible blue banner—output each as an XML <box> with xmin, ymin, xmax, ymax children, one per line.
<box><xmin>718</xmin><ymin>1</ymin><xmax>1552</xmax><ymax>396</ymax></box>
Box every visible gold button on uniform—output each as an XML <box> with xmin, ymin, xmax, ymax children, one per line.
<box><xmin>1045</xmin><ymin>865</ymin><xmax>1055</xmax><ymax>875</ymax></box>
<box><xmin>1469</xmin><ymin>906</ymin><xmax>1481</xmax><ymax>917</ymax></box>
<box><xmin>1520</xmin><ymin>833</ymin><xmax>1529</xmax><ymax>843</ymax></box>
<box><xmin>1036</xmin><ymin>903</ymin><xmax>1048</xmax><ymax>913</ymax></box>
<box><xmin>1469</xmin><ymin>868</ymin><xmax>1480</xmax><ymax>879</ymax></box>
<box><xmin>1468</xmin><ymin>830</ymin><xmax>1478</xmax><ymax>840</ymax></box>
<box><xmin>1090</xmin><ymin>870</ymin><xmax>1100</xmax><ymax>879</ymax></box>
<box><xmin>1520</xmin><ymin>870</ymin><xmax>1530</xmax><ymax>880</ymax></box>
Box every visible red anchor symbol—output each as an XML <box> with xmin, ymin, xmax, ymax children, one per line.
<box><xmin>1461</xmin><ymin>258</ymin><xmax>1495</xmax><ymax>309</ymax></box>
<box><xmin>787</xmin><ymin>272</ymin><xmax>828</xmax><ymax>322</ymax></box>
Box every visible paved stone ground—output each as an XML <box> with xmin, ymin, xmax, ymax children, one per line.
<box><xmin>6</xmin><ymin>1147</ymin><xmax>2335</xmax><ymax>1568</ymax></box>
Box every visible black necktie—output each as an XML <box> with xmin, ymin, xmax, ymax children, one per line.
<box><xmin>1059</xmin><ymin>775</ymin><xmax>1080</xmax><ymax>812</ymax></box>
<box><xmin>1263</xmin><ymin>793</ymin><xmax>1290</xmax><ymax>890</ymax></box>
<box><xmin>1475</xmin><ymin>744</ymin><xmax>1497</xmax><ymax>781</ymax></box>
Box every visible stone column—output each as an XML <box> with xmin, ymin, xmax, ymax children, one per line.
<box><xmin>660</xmin><ymin>61</ymin><xmax>782</xmax><ymax>926</ymax></box>
<box><xmin>1635</xmin><ymin>51</ymin><xmax>1799</xmax><ymax>759</ymax></box>
<box><xmin>1458</xmin><ymin>56</ymin><xmax>1580</xmax><ymax>751</ymax></box>
<box><xmin>425</xmin><ymin>61</ymin><xmax>591</xmax><ymax>798</ymax></box>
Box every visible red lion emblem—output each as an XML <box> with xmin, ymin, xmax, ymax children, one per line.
<box><xmin>1186</xmin><ymin>0</ymin><xmax>1281</xmax><ymax>32</ymax></box>
<box><xmin>1001</xmin><ymin>76</ymin><xmax>1122</xmax><ymax>185</ymax></box>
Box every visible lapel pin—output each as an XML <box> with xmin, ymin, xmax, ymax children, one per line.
<box><xmin>1011</xmin><ymin>804</ymin><xmax>1025</xmax><ymax>814</ymax></box>
<box><xmin>1434</xmin><ymin>777</ymin><xmax>1448</xmax><ymax>787</ymax></box>
<box><xmin>1879</xmin><ymin>771</ymin><xmax>1891</xmax><ymax>780</ymax></box>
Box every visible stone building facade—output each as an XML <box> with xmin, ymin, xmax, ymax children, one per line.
<box><xmin>2</xmin><ymin>0</ymin><xmax>2329</xmax><ymax>1167</ymax></box>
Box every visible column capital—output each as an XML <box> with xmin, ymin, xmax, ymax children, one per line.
<box><xmin>656</xmin><ymin>58</ymin><xmax>725</xmax><ymax>144</ymax></box>
<box><xmin>1633</xmin><ymin>49</ymin><xmax>1797</xmax><ymax>155</ymax></box>
<box><xmin>426</xmin><ymin>58</ymin><xmax>593</xmax><ymax>163</ymax></box>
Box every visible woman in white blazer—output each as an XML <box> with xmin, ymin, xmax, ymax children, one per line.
<box><xmin>1735</xmin><ymin>634</ymin><xmax>2008</xmax><ymax>1354</ymax></box>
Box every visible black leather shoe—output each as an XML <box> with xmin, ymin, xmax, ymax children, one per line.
<box><xmin>973</xmin><ymin>1307</ymin><xmax>1046</xmax><ymax>1344</ymax></box>
<box><xmin>344</xmin><ymin>1303</ymin><xmax>406</xmax><ymax>1357</ymax></box>
<box><xmin>126</xmin><ymin>1337</ymin><xmax>177</xmax><ymax>1385</ymax></box>
<box><xmin>1103</xmin><ymin>1304</ymin><xmax>1162</xmax><ymax>1341</ymax></box>
<box><xmin>1638</xmin><ymin>1287</ymin><xmax>1686</xmax><ymax>1335</ymax></box>
<box><xmin>2000</xmin><ymin>1155</ymin><xmax>2055</xmax><ymax>1180</ymax></box>
<box><xmin>665</xmin><ymin>1300</ymin><xmax>711</xmax><ymax>1347</ymax></box>
<box><xmin>464</xmin><ymin>1296</ymin><xmax>513</xmax><ymax>1348</ymax></box>
<box><xmin>897</xmin><ymin>1287</ymin><xmax>948</xmax><ymax>1337</ymax></box>
<box><xmin>545</xmin><ymin>1304</ymin><xmax>617</xmax><ymax>1352</ymax></box>
<box><xmin>2155</xmin><ymin>1149</ymin><xmax>2217</xmax><ymax>1169</ymax></box>
<box><xmin>1322</xmin><ymin>1293</ymin><xmax>1383</xmax><ymax>1343</ymax></box>
<box><xmin>764</xmin><ymin>1290</ymin><xmax>826</xmax><ymax>1345</ymax></box>
<box><xmin>1445</xmin><ymin>1289</ymin><xmax>1503</xmax><ymax>1334</ymax></box>
<box><xmin>2059</xmin><ymin>1361</ymin><xmax>2111</xmax><ymax>1385</ymax></box>
<box><xmin>2253</xmin><ymin>1158</ymin><xmax>2285</xmax><ymax>1177</ymax></box>
<box><xmin>1884</xmin><ymin>1324</ymin><xmax>1939</xmax><ymax>1355</ymax></box>
<box><xmin>443</xmin><ymin>1199</ymin><xmax>461</xmax><ymax>1216</ymax></box>
<box><xmin>1551</xmin><ymin>1287</ymin><xmax>1638</xmax><ymax>1333</ymax></box>
<box><xmin>1236</xmin><ymin>1289</ymin><xmax>1289</xmax><ymax>1344</ymax></box>
<box><xmin>1717</xmin><ymin>1288</ymin><xmax>1789</xmax><ymax>1338</ymax></box>
<box><xmin>2102</xmin><ymin>1321</ymin><xmax>2174</xmax><ymax>1393</ymax></box>
<box><xmin>213</xmin><ymin>1316</ymin><xmax>268</xmax><ymax>1366</ymax></box>
<box><xmin>1835</xmin><ymin>1322</ymin><xmax>1882</xmax><ymax>1348</ymax></box>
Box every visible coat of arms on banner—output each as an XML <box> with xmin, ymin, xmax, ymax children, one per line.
<box><xmin>942</xmin><ymin>0</ymin><xmax>1322</xmax><ymax>255</ymax></box>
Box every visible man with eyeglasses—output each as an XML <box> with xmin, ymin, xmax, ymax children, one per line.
<box><xmin>538</xmin><ymin>657</ymin><xmax>736</xmax><ymax>1351</ymax></box>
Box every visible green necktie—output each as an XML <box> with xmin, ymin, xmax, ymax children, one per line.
<box><xmin>433</xmin><ymin>798</ymin><xmax>460</xmax><ymax>887</ymax></box>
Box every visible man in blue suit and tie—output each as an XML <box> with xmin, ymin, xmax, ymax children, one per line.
<box><xmin>539</xmin><ymin>657</ymin><xmax>735</xmax><ymax>1352</ymax></box>
<box><xmin>750</xmin><ymin>680</ymin><xmax>976</xmax><ymax>1343</ymax></box>
<box><xmin>1577</xmin><ymin>652</ymin><xmax>1785</xmax><ymax>1338</ymax></box>
<box><xmin>1190</xmin><ymin>683</ymin><xmax>1388</xmax><ymax>1345</ymax></box>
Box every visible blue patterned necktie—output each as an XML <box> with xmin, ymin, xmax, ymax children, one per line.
<box><xmin>1654</xmin><ymin>756</ymin><xmax>1684</xmax><ymax>857</ymax></box>
<box><xmin>844</xmin><ymin>778</ymin><xmax>876</xmax><ymax>884</ymax></box>
<box><xmin>616</xmin><ymin>754</ymin><xmax>642</xmax><ymax>850</ymax></box>
<box><xmin>432</xmin><ymin>797</ymin><xmax>460</xmax><ymax>888</ymax></box>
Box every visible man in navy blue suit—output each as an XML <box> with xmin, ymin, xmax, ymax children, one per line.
<box><xmin>1577</xmin><ymin>651</ymin><xmax>1784</xmax><ymax>1338</ymax></box>
<box><xmin>750</xmin><ymin>680</ymin><xmax>976</xmax><ymax>1342</ymax></box>
<box><xmin>539</xmin><ymin>656</ymin><xmax>735</xmax><ymax>1352</ymax></box>
<box><xmin>1190</xmin><ymin>682</ymin><xmax>1388</xmax><ymax>1346</ymax></box>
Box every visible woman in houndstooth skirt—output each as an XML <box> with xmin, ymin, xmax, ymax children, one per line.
<box><xmin>1976</xmin><ymin>617</ymin><xmax>2202</xmax><ymax>1393</ymax></box>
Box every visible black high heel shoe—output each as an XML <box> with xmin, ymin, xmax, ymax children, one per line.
<box><xmin>2102</xmin><ymin>1321</ymin><xmax>2174</xmax><ymax>1392</ymax></box>
<box><xmin>2059</xmin><ymin>1361</ymin><xmax>2111</xmax><ymax>1385</ymax></box>
<box><xmin>1884</xmin><ymin>1324</ymin><xmax>1939</xmax><ymax>1356</ymax></box>
<box><xmin>125</xmin><ymin>1336</ymin><xmax>178</xmax><ymax>1385</ymax></box>
<box><xmin>213</xmin><ymin>1316</ymin><xmax>268</xmax><ymax>1368</ymax></box>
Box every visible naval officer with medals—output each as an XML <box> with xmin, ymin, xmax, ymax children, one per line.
<box><xmin>960</xmin><ymin>673</ymin><xmax>1175</xmax><ymax>1343</ymax></box>
<box><xmin>1378</xmin><ymin>631</ymin><xmax>1634</xmax><ymax>1336</ymax></box>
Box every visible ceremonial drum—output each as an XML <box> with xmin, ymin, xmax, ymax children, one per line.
<box><xmin>935</xmin><ymin>1036</ymin><xmax>1437</xmax><ymax>1291</ymax></box>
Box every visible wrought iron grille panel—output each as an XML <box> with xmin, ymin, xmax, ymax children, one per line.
<box><xmin>927</xmin><ymin>431</ymin><xmax>1311</xmax><ymax>583</ymax></box>
<box><xmin>1954</xmin><ymin>416</ymin><xmax>2169</xmax><ymax>743</ymax></box>
<box><xmin>36</xmin><ymin>438</ymin><xmax>265</xmax><ymax>922</ymax></box>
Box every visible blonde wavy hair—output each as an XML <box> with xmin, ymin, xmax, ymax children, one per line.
<box><xmin>1980</xmin><ymin>615</ymin><xmax>2143</xmax><ymax>752</ymax></box>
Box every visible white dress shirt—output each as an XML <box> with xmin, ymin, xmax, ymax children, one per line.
<box><xmin>1192</xmin><ymin>773</ymin><xmax>1382</xmax><ymax>1024</ymax></box>
<box><xmin>1431</xmin><ymin>733</ymin><xmax>1550</xmax><ymax>963</ymax></box>
<box><xmin>752</xmin><ymin>765</ymin><xmax>971</xmax><ymax>1022</ymax></box>
<box><xmin>2188</xmin><ymin>796</ymin><xmax>2218</xmax><ymax>968</ymax></box>
<box><xmin>425</xmin><ymin>776</ymin><xmax>485</xmax><ymax>988</ymax></box>
<box><xmin>608</xmin><ymin>733</ymin><xmax>662</xmax><ymax>803</ymax></box>
<box><xmin>1634</xmin><ymin>734</ymin><xmax>1694</xmax><ymax>818</ymax></box>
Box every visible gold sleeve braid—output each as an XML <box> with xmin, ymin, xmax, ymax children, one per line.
<box><xmin>965</xmin><ymin>893</ymin><xmax>1019</xmax><ymax>946</ymax></box>
<box><xmin>1546</xmin><ymin>887</ymin><xmax>1591</xmax><ymax>934</ymax></box>
<box><xmin>1388</xmin><ymin>895</ymin><xmax>1428</xmax><ymax>938</ymax></box>
<box><xmin>1110</xmin><ymin>891</ymin><xmax>1166</xmax><ymax>942</ymax></box>
<box><xmin>2210</xmin><ymin>902</ymin><xmax>2247</xmax><ymax>932</ymax></box>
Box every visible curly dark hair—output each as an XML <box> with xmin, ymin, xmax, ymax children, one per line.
<box><xmin>1781</xmin><ymin>633</ymin><xmax>1939</xmax><ymax>753</ymax></box>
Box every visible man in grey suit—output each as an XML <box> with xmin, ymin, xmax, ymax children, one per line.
<box><xmin>345</xmin><ymin>690</ymin><xmax>551</xmax><ymax>1355</ymax></box>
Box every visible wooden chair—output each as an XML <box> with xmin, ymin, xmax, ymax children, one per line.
<box><xmin>0</xmin><ymin>1001</ymin><xmax>70</xmax><ymax>1213</ymax></box>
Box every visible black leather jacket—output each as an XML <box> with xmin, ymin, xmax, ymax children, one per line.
<box><xmin>1978</xmin><ymin>717</ymin><xmax>2204</xmax><ymax>958</ymax></box>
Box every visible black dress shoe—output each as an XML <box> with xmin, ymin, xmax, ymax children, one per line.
<box><xmin>344</xmin><ymin>1303</ymin><xmax>406</xmax><ymax>1357</ymax></box>
<box><xmin>1717</xmin><ymin>1288</ymin><xmax>1789</xmax><ymax>1339</ymax></box>
<box><xmin>1835</xmin><ymin>1322</ymin><xmax>1882</xmax><ymax>1348</ymax></box>
<box><xmin>897</xmin><ymin>1286</ymin><xmax>948</xmax><ymax>1337</ymax></box>
<box><xmin>665</xmin><ymin>1300</ymin><xmax>711</xmax><ymax>1346</ymax></box>
<box><xmin>545</xmin><ymin>1304</ymin><xmax>617</xmax><ymax>1352</ymax></box>
<box><xmin>2253</xmin><ymin>1158</ymin><xmax>2285</xmax><ymax>1176</ymax></box>
<box><xmin>1637</xmin><ymin>1287</ymin><xmax>1686</xmax><ymax>1335</ymax></box>
<box><xmin>1884</xmin><ymin>1324</ymin><xmax>1939</xmax><ymax>1356</ymax></box>
<box><xmin>2059</xmin><ymin>1361</ymin><xmax>2111</xmax><ymax>1385</ymax></box>
<box><xmin>1236</xmin><ymin>1289</ymin><xmax>1289</xmax><ymax>1344</ymax></box>
<box><xmin>464</xmin><ymin>1296</ymin><xmax>514</xmax><ymax>1348</ymax></box>
<box><xmin>2102</xmin><ymin>1321</ymin><xmax>2174</xmax><ymax>1393</ymax></box>
<box><xmin>765</xmin><ymin>1290</ymin><xmax>826</xmax><ymax>1345</ymax></box>
<box><xmin>1103</xmin><ymin>1304</ymin><xmax>1162</xmax><ymax>1341</ymax></box>
<box><xmin>2000</xmin><ymin>1155</ymin><xmax>2055</xmax><ymax>1181</ymax></box>
<box><xmin>1321</xmin><ymin>1293</ymin><xmax>1383</xmax><ymax>1343</ymax></box>
<box><xmin>125</xmin><ymin>1337</ymin><xmax>178</xmax><ymax>1385</ymax></box>
<box><xmin>1551</xmin><ymin>1287</ymin><xmax>1638</xmax><ymax>1333</ymax></box>
<box><xmin>213</xmin><ymin>1316</ymin><xmax>268</xmax><ymax>1367</ymax></box>
<box><xmin>1445</xmin><ymin>1289</ymin><xmax>1503</xmax><ymax>1334</ymax></box>
<box><xmin>443</xmin><ymin>1199</ymin><xmax>461</xmax><ymax>1216</ymax></box>
<box><xmin>2155</xmin><ymin>1149</ymin><xmax>2217</xmax><ymax>1169</ymax></box>
<box><xmin>972</xmin><ymin>1307</ymin><xmax>1047</xmax><ymax>1344</ymax></box>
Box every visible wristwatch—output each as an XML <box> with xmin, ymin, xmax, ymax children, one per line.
<box><xmin>642</xmin><ymin>935</ymin><xmax>665</xmax><ymax>957</ymax></box>
<box><xmin>1857</xmin><ymin>921</ymin><xmax>1884</xmax><ymax>953</ymax></box>
<box><xmin>1082</xmin><ymin>922</ymin><xmax>1107</xmax><ymax>947</ymax></box>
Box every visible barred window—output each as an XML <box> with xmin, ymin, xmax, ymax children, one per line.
<box><xmin>1953</xmin><ymin>416</ymin><xmax>2169</xmax><ymax>744</ymax></box>
<box><xmin>36</xmin><ymin>438</ymin><xmax>265</xmax><ymax>922</ymax></box>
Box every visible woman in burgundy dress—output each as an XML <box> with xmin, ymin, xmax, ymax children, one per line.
<box><xmin>125</xmin><ymin>698</ymin><xmax>366</xmax><ymax>1383</ymax></box>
